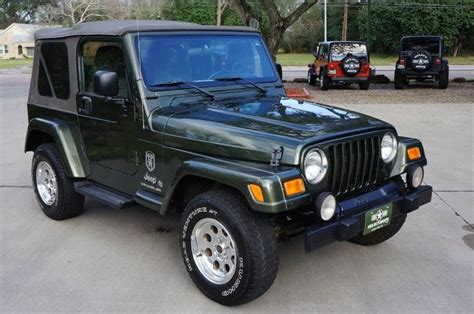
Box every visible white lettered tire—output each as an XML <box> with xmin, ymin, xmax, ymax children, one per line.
<box><xmin>180</xmin><ymin>189</ymin><xmax>278</xmax><ymax>306</ymax></box>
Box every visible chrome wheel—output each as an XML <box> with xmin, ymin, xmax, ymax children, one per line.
<box><xmin>36</xmin><ymin>161</ymin><xmax>57</xmax><ymax>206</ymax></box>
<box><xmin>191</xmin><ymin>217</ymin><xmax>237</xmax><ymax>285</ymax></box>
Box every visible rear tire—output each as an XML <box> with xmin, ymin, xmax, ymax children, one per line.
<box><xmin>359</xmin><ymin>81</ymin><xmax>370</xmax><ymax>90</ymax></box>
<box><xmin>179</xmin><ymin>189</ymin><xmax>279</xmax><ymax>306</ymax></box>
<box><xmin>438</xmin><ymin>66</ymin><xmax>449</xmax><ymax>89</ymax></box>
<box><xmin>320</xmin><ymin>74</ymin><xmax>330</xmax><ymax>91</ymax></box>
<box><xmin>394</xmin><ymin>71</ymin><xmax>404</xmax><ymax>90</ymax></box>
<box><xmin>348</xmin><ymin>214</ymin><xmax>406</xmax><ymax>246</ymax></box>
<box><xmin>32</xmin><ymin>143</ymin><xmax>84</xmax><ymax>220</ymax></box>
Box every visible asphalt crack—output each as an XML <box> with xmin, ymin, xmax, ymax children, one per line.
<box><xmin>432</xmin><ymin>189</ymin><xmax>474</xmax><ymax>229</ymax></box>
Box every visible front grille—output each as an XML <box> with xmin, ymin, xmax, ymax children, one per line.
<box><xmin>328</xmin><ymin>136</ymin><xmax>381</xmax><ymax>196</ymax></box>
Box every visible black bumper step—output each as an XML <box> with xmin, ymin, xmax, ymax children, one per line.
<box><xmin>74</xmin><ymin>181</ymin><xmax>134</xmax><ymax>209</ymax></box>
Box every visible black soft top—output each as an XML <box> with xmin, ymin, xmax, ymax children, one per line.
<box><xmin>319</xmin><ymin>41</ymin><xmax>368</xmax><ymax>46</ymax></box>
<box><xmin>400</xmin><ymin>36</ymin><xmax>442</xmax><ymax>42</ymax></box>
<box><xmin>35</xmin><ymin>20</ymin><xmax>257</xmax><ymax>40</ymax></box>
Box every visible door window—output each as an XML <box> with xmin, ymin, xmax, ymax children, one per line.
<box><xmin>81</xmin><ymin>41</ymin><xmax>129</xmax><ymax>98</ymax></box>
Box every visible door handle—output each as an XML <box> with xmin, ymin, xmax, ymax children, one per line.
<box><xmin>80</xmin><ymin>96</ymin><xmax>92</xmax><ymax>115</ymax></box>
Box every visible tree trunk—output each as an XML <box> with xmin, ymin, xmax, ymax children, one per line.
<box><xmin>453</xmin><ymin>37</ymin><xmax>462</xmax><ymax>57</ymax></box>
<box><xmin>267</xmin><ymin>25</ymin><xmax>285</xmax><ymax>57</ymax></box>
<box><xmin>216</xmin><ymin>0</ymin><xmax>228</xmax><ymax>26</ymax></box>
<box><xmin>230</xmin><ymin>0</ymin><xmax>320</xmax><ymax>56</ymax></box>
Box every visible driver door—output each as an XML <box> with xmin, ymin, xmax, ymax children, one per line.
<box><xmin>77</xmin><ymin>39</ymin><xmax>137</xmax><ymax>177</ymax></box>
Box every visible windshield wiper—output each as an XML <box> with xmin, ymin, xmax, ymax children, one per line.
<box><xmin>150</xmin><ymin>81</ymin><xmax>215</xmax><ymax>100</ymax></box>
<box><xmin>214</xmin><ymin>77</ymin><xmax>268</xmax><ymax>96</ymax></box>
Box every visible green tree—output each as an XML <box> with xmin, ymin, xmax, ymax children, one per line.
<box><xmin>0</xmin><ymin>0</ymin><xmax>52</xmax><ymax>28</ymax></box>
<box><xmin>357</xmin><ymin>2</ymin><xmax>474</xmax><ymax>55</ymax></box>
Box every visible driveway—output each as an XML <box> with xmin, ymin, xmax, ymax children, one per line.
<box><xmin>1</xmin><ymin>73</ymin><xmax>473</xmax><ymax>313</ymax></box>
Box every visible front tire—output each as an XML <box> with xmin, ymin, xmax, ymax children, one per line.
<box><xmin>180</xmin><ymin>189</ymin><xmax>278</xmax><ymax>306</ymax></box>
<box><xmin>32</xmin><ymin>143</ymin><xmax>84</xmax><ymax>220</ymax></box>
<box><xmin>348</xmin><ymin>214</ymin><xmax>407</xmax><ymax>246</ymax></box>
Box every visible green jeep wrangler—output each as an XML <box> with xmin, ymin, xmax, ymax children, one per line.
<box><xmin>25</xmin><ymin>20</ymin><xmax>432</xmax><ymax>306</ymax></box>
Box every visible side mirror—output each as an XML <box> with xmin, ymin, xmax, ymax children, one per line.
<box><xmin>94</xmin><ymin>70</ymin><xmax>119</xmax><ymax>97</ymax></box>
<box><xmin>274</xmin><ymin>63</ymin><xmax>283</xmax><ymax>80</ymax></box>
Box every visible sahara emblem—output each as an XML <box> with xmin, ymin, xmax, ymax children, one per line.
<box><xmin>145</xmin><ymin>151</ymin><xmax>156</xmax><ymax>172</ymax></box>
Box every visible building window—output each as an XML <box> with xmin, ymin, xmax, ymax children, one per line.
<box><xmin>0</xmin><ymin>46</ymin><xmax>4</xmax><ymax>54</ymax></box>
<box><xmin>18</xmin><ymin>45</ymin><xmax>23</xmax><ymax>55</ymax></box>
<box><xmin>41</xmin><ymin>42</ymin><xmax>70</xmax><ymax>99</ymax></box>
<box><xmin>4</xmin><ymin>45</ymin><xmax>8</xmax><ymax>53</ymax></box>
<box><xmin>26</xmin><ymin>47</ymin><xmax>34</xmax><ymax>56</ymax></box>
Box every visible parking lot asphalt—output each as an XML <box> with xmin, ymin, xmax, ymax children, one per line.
<box><xmin>1</xmin><ymin>73</ymin><xmax>473</xmax><ymax>313</ymax></box>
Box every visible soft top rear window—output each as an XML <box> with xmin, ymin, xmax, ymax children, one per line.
<box><xmin>330</xmin><ymin>43</ymin><xmax>367</xmax><ymax>62</ymax></box>
<box><xmin>401</xmin><ymin>38</ymin><xmax>441</xmax><ymax>56</ymax></box>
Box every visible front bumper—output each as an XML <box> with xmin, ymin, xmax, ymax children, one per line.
<box><xmin>305</xmin><ymin>181</ymin><xmax>432</xmax><ymax>253</ymax></box>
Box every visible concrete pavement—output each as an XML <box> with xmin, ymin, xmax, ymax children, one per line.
<box><xmin>1</xmin><ymin>73</ymin><xmax>473</xmax><ymax>313</ymax></box>
<box><xmin>282</xmin><ymin>65</ymin><xmax>474</xmax><ymax>82</ymax></box>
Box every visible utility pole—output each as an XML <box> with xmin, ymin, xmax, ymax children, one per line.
<box><xmin>367</xmin><ymin>0</ymin><xmax>371</xmax><ymax>48</ymax></box>
<box><xmin>342</xmin><ymin>0</ymin><xmax>348</xmax><ymax>40</ymax></box>
<box><xmin>324</xmin><ymin>0</ymin><xmax>327</xmax><ymax>41</ymax></box>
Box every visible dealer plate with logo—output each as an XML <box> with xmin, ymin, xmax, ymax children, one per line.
<box><xmin>363</xmin><ymin>204</ymin><xmax>393</xmax><ymax>235</ymax></box>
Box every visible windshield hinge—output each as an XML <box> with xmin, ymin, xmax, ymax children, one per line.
<box><xmin>270</xmin><ymin>146</ymin><xmax>284</xmax><ymax>169</ymax></box>
<box><xmin>129</xmin><ymin>151</ymin><xmax>140</xmax><ymax>165</ymax></box>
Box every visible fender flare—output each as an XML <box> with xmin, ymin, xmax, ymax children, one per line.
<box><xmin>25</xmin><ymin>117</ymin><xmax>90</xmax><ymax>178</ymax></box>
<box><xmin>390</xmin><ymin>137</ymin><xmax>427</xmax><ymax>177</ymax></box>
<box><xmin>160</xmin><ymin>158</ymin><xmax>287</xmax><ymax>215</ymax></box>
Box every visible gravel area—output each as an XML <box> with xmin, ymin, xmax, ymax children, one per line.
<box><xmin>284</xmin><ymin>82</ymin><xmax>474</xmax><ymax>105</ymax></box>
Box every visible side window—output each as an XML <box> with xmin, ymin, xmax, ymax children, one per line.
<box><xmin>81</xmin><ymin>41</ymin><xmax>128</xmax><ymax>98</ymax></box>
<box><xmin>41</xmin><ymin>42</ymin><xmax>70</xmax><ymax>99</ymax></box>
<box><xmin>38</xmin><ymin>61</ymin><xmax>53</xmax><ymax>97</ymax></box>
<box><xmin>321</xmin><ymin>45</ymin><xmax>327</xmax><ymax>58</ymax></box>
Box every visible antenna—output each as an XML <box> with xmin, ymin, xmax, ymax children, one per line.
<box><xmin>136</xmin><ymin>18</ymin><xmax>146</xmax><ymax>130</ymax></box>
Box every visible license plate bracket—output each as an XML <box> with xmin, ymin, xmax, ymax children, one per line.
<box><xmin>363</xmin><ymin>204</ymin><xmax>393</xmax><ymax>235</ymax></box>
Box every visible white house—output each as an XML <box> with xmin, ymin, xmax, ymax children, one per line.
<box><xmin>0</xmin><ymin>23</ymin><xmax>60</xmax><ymax>59</ymax></box>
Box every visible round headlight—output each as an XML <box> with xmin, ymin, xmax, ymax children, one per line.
<box><xmin>304</xmin><ymin>149</ymin><xmax>328</xmax><ymax>184</ymax></box>
<box><xmin>381</xmin><ymin>133</ymin><xmax>397</xmax><ymax>163</ymax></box>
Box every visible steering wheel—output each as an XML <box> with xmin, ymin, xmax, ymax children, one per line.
<box><xmin>208</xmin><ymin>70</ymin><xmax>231</xmax><ymax>80</ymax></box>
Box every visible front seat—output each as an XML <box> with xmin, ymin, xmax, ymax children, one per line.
<box><xmin>90</xmin><ymin>45</ymin><xmax>127</xmax><ymax>97</ymax></box>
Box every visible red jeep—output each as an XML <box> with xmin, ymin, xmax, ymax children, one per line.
<box><xmin>308</xmin><ymin>41</ymin><xmax>373</xmax><ymax>90</ymax></box>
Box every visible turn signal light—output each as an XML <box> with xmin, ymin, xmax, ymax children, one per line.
<box><xmin>399</xmin><ymin>58</ymin><xmax>405</xmax><ymax>65</ymax></box>
<box><xmin>407</xmin><ymin>147</ymin><xmax>421</xmax><ymax>160</ymax></box>
<box><xmin>248</xmin><ymin>184</ymin><xmax>264</xmax><ymax>203</ymax></box>
<box><xmin>284</xmin><ymin>178</ymin><xmax>305</xmax><ymax>197</ymax></box>
<box><xmin>435</xmin><ymin>58</ymin><xmax>441</xmax><ymax>65</ymax></box>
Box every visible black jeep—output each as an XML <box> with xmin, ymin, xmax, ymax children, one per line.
<box><xmin>394</xmin><ymin>36</ymin><xmax>449</xmax><ymax>89</ymax></box>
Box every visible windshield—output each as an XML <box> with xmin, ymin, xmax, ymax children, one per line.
<box><xmin>401</xmin><ymin>38</ymin><xmax>440</xmax><ymax>56</ymax></box>
<box><xmin>330</xmin><ymin>43</ymin><xmax>367</xmax><ymax>61</ymax></box>
<box><xmin>135</xmin><ymin>34</ymin><xmax>278</xmax><ymax>89</ymax></box>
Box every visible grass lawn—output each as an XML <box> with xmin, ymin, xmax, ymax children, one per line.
<box><xmin>277</xmin><ymin>53</ymin><xmax>474</xmax><ymax>66</ymax></box>
<box><xmin>0</xmin><ymin>58</ymin><xmax>33</xmax><ymax>69</ymax></box>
